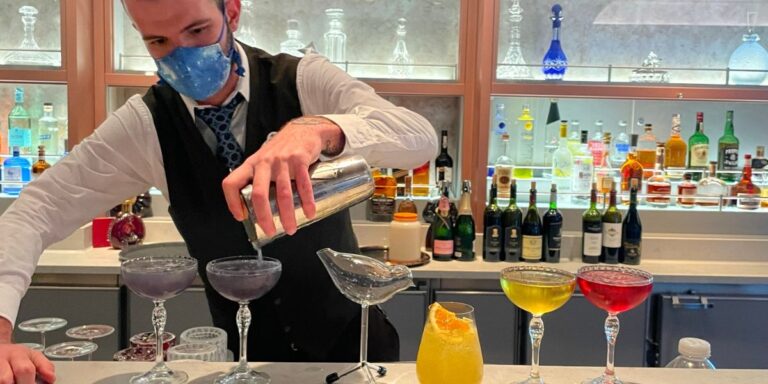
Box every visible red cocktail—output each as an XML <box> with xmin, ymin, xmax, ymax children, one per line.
<box><xmin>577</xmin><ymin>266</ymin><xmax>653</xmax><ymax>384</ymax></box>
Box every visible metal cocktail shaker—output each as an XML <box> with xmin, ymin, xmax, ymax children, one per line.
<box><xmin>239</xmin><ymin>155</ymin><xmax>374</xmax><ymax>247</ymax></box>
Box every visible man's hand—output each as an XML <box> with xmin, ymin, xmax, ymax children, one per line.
<box><xmin>222</xmin><ymin>116</ymin><xmax>345</xmax><ymax>237</ymax></box>
<box><xmin>0</xmin><ymin>318</ymin><xmax>56</xmax><ymax>384</ymax></box>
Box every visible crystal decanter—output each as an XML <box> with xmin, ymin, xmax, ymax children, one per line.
<box><xmin>497</xmin><ymin>0</ymin><xmax>531</xmax><ymax>80</ymax></box>
<box><xmin>388</xmin><ymin>18</ymin><xmax>414</xmax><ymax>78</ymax></box>
<box><xmin>3</xmin><ymin>6</ymin><xmax>59</xmax><ymax>67</ymax></box>
<box><xmin>728</xmin><ymin>12</ymin><xmax>768</xmax><ymax>85</ymax></box>
<box><xmin>280</xmin><ymin>19</ymin><xmax>305</xmax><ymax>57</ymax></box>
<box><xmin>542</xmin><ymin>4</ymin><xmax>567</xmax><ymax>80</ymax></box>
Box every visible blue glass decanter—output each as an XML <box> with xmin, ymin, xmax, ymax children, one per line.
<box><xmin>542</xmin><ymin>4</ymin><xmax>567</xmax><ymax>80</ymax></box>
<box><xmin>728</xmin><ymin>12</ymin><xmax>768</xmax><ymax>85</ymax></box>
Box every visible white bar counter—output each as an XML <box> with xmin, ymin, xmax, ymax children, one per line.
<box><xmin>51</xmin><ymin>361</ymin><xmax>767</xmax><ymax>383</ymax></box>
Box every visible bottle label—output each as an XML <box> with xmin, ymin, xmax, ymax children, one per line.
<box><xmin>721</xmin><ymin>145</ymin><xmax>739</xmax><ymax>170</ymax></box>
<box><xmin>615</xmin><ymin>143</ymin><xmax>630</xmax><ymax>155</ymax></box>
<box><xmin>437</xmin><ymin>166</ymin><xmax>453</xmax><ymax>183</ymax></box>
<box><xmin>583</xmin><ymin>231</ymin><xmax>602</xmax><ymax>256</ymax></box>
<box><xmin>495</xmin><ymin>167</ymin><xmax>512</xmax><ymax>196</ymax></box>
<box><xmin>485</xmin><ymin>225</ymin><xmax>502</xmax><ymax>254</ymax></box>
<box><xmin>679</xmin><ymin>186</ymin><xmax>696</xmax><ymax>205</ymax></box>
<box><xmin>690</xmin><ymin>144</ymin><xmax>709</xmax><ymax>167</ymax></box>
<box><xmin>572</xmin><ymin>157</ymin><xmax>594</xmax><ymax>193</ymax></box>
<box><xmin>9</xmin><ymin>127</ymin><xmax>31</xmax><ymax>148</ymax></box>
<box><xmin>504</xmin><ymin>226</ymin><xmax>521</xmax><ymax>258</ymax></box>
<box><xmin>736</xmin><ymin>193</ymin><xmax>760</xmax><ymax>210</ymax></box>
<box><xmin>623</xmin><ymin>242</ymin><xmax>641</xmax><ymax>261</ymax></box>
<box><xmin>522</xmin><ymin>235</ymin><xmax>542</xmax><ymax>260</ymax></box>
<box><xmin>752</xmin><ymin>158</ymin><xmax>768</xmax><ymax>170</ymax></box>
<box><xmin>602</xmin><ymin>223</ymin><xmax>622</xmax><ymax>248</ymax></box>
<box><xmin>546</xmin><ymin>222</ymin><xmax>562</xmax><ymax>251</ymax></box>
<box><xmin>3</xmin><ymin>166</ymin><xmax>22</xmax><ymax>182</ymax></box>
<box><xmin>433</xmin><ymin>239</ymin><xmax>454</xmax><ymax>257</ymax></box>
<box><xmin>369</xmin><ymin>197</ymin><xmax>395</xmax><ymax>217</ymax></box>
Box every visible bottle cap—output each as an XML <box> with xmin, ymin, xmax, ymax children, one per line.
<box><xmin>393</xmin><ymin>212</ymin><xmax>418</xmax><ymax>222</ymax></box>
<box><xmin>678</xmin><ymin>337</ymin><xmax>711</xmax><ymax>359</ymax></box>
<box><xmin>757</xmin><ymin>146</ymin><xmax>765</xmax><ymax>157</ymax></box>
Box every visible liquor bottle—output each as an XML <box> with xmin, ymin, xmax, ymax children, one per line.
<box><xmin>108</xmin><ymin>199</ymin><xmax>146</xmax><ymax>249</ymax></box>
<box><xmin>717</xmin><ymin>110</ymin><xmax>740</xmax><ymax>182</ymax></box>
<box><xmin>610</xmin><ymin>120</ymin><xmax>631</xmax><ymax>166</ymax></box>
<box><xmin>2</xmin><ymin>146</ymin><xmax>31</xmax><ymax>196</ymax></box>
<box><xmin>594</xmin><ymin>135</ymin><xmax>613</xmax><ymax>205</ymax></box>
<box><xmin>571</xmin><ymin>130</ymin><xmax>594</xmax><ymax>204</ymax></box>
<box><xmin>582</xmin><ymin>182</ymin><xmax>602</xmax><ymax>264</ymax></box>
<box><xmin>366</xmin><ymin>168</ymin><xmax>396</xmax><ymax>222</ymax></box>
<box><xmin>588</xmin><ymin>120</ymin><xmax>606</xmax><ymax>167</ymax></box>
<box><xmin>542</xmin><ymin>184</ymin><xmax>563</xmax><ymax>263</ymax></box>
<box><xmin>752</xmin><ymin>146</ymin><xmax>768</xmax><ymax>169</ymax></box>
<box><xmin>31</xmin><ymin>145</ymin><xmax>51</xmax><ymax>179</ymax></box>
<box><xmin>601</xmin><ymin>181</ymin><xmax>622</xmax><ymax>264</ymax></box>
<box><xmin>552</xmin><ymin>120</ymin><xmax>573</xmax><ymax>195</ymax></box>
<box><xmin>566</xmin><ymin>119</ymin><xmax>582</xmax><ymax>155</ymax></box>
<box><xmin>490</xmin><ymin>103</ymin><xmax>509</xmax><ymax>162</ymax></box>
<box><xmin>435</xmin><ymin>130</ymin><xmax>454</xmax><ymax>186</ymax></box>
<box><xmin>7</xmin><ymin>87</ymin><xmax>32</xmax><ymax>155</ymax></box>
<box><xmin>620</xmin><ymin>151</ymin><xmax>643</xmax><ymax>204</ymax></box>
<box><xmin>688</xmin><ymin>112</ymin><xmax>709</xmax><ymax>181</ymax></box>
<box><xmin>495</xmin><ymin>133</ymin><xmax>514</xmax><ymax>199</ymax></box>
<box><xmin>696</xmin><ymin>162</ymin><xmax>728</xmax><ymax>207</ymax></box>
<box><xmin>280</xmin><ymin>19</ymin><xmax>305</xmax><ymax>57</ymax></box>
<box><xmin>432</xmin><ymin>194</ymin><xmax>454</xmax><ymax>261</ymax></box>
<box><xmin>323</xmin><ymin>8</ymin><xmax>347</xmax><ymax>63</ymax></box>
<box><xmin>637</xmin><ymin>123</ymin><xmax>657</xmax><ymax>178</ymax></box>
<box><xmin>412</xmin><ymin>161</ymin><xmax>430</xmax><ymax>197</ymax></box>
<box><xmin>483</xmin><ymin>178</ymin><xmax>503</xmax><ymax>262</ymax></box>
<box><xmin>542</xmin><ymin>4</ymin><xmax>568</xmax><ymax>80</ymax></box>
<box><xmin>677</xmin><ymin>173</ymin><xmax>697</xmax><ymax>208</ymax></box>
<box><xmin>454</xmin><ymin>180</ymin><xmax>476</xmax><ymax>261</ymax></box>
<box><xmin>514</xmin><ymin>105</ymin><xmax>534</xmax><ymax>179</ymax></box>
<box><xmin>38</xmin><ymin>103</ymin><xmax>59</xmax><ymax>155</ymax></box>
<box><xmin>732</xmin><ymin>154</ymin><xmax>761</xmax><ymax>210</ymax></box>
<box><xmin>602</xmin><ymin>132</ymin><xmax>613</xmax><ymax>167</ymax></box>
<box><xmin>396</xmin><ymin>175</ymin><xmax>418</xmax><ymax>214</ymax></box>
<box><xmin>521</xmin><ymin>181</ymin><xmax>543</xmax><ymax>262</ymax></box>
<box><xmin>664</xmin><ymin>114</ymin><xmax>687</xmax><ymax>180</ymax></box>
<box><xmin>502</xmin><ymin>179</ymin><xmax>523</xmax><ymax>262</ymax></box>
<box><xmin>620</xmin><ymin>178</ymin><xmax>642</xmax><ymax>265</ymax></box>
<box><xmin>647</xmin><ymin>145</ymin><xmax>671</xmax><ymax>207</ymax></box>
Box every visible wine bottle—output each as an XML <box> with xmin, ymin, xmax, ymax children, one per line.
<box><xmin>454</xmin><ymin>180</ymin><xmax>476</xmax><ymax>261</ymax></box>
<box><xmin>521</xmin><ymin>181</ymin><xmax>543</xmax><ymax>262</ymax></box>
<box><xmin>542</xmin><ymin>183</ymin><xmax>563</xmax><ymax>263</ymax></box>
<box><xmin>502</xmin><ymin>179</ymin><xmax>523</xmax><ymax>262</ymax></box>
<box><xmin>582</xmin><ymin>182</ymin><xmax>602</xmax><ymax>264</ymax></box>
<box><xmin>601</xmin><ymin>181</ymin><xmax>622</xmax><ymax>264</ymax></box>
<box><xmin>483</xmin><ymin>178</ymin><xmax>503</xmax><ymax>262</ymax></box>
<box><xmin>621</xmin><ymin>179</ymin><xmax>642</xmax><ymax>265</ymax></box>
<box><xmin>435</xmin><ymin>130</ymin><xmax>454</xmax><ymax>186</ymax></box>
<box><xmin>432</xmin><ymin>194</ymin><xmax>454</xmax><ymax>261</ymax></box>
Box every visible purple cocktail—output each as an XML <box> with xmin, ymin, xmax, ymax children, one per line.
<box><xmin>206</xmin><ymin>256</ymin><xmax>281</xmax><ymax>384</ymax></box>
<box><xmin>121</xmin><ymin>254</ymin><xmax>197</xmax><ymax>384</ymax></box>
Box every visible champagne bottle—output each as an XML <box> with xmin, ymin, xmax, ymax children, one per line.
<box><xmin>454</xmin><ymin>180</ymin><xmax>476</xmax><ymax>261</ymax></box>
<box><xmin>432</xmin><ymin>194</ymin><xmax>454</xmax><ymax>261</ymax></box>
<box><xmin>521</xmin><ymin>181</ymin><xmax>543</xmax><ymax>262</ymax></box>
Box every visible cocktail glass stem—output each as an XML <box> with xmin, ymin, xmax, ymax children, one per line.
<box><xmin>528</xmin><ymin>315</ymin><xmax>544</xmax><ymax>382</ymax></box>
<box><xmin>360</xmin><ymin>304</ymin><xmax>369</xmax><ymax>366</ymax></box>
<box><xmin>39</xmin><ymin>332</ymin><xmax>45</xmax><ymax>348</ymax></box>
<box><xmin>603</xmin><ymin>313</ymin><xmax>620</xmax><ymax>383</ymax></box>
<box><xmin>236</xmin><ymin>301</ymin><xmax>251</xmax><ymax>372</ymax></box>
<box><xmin>151</xmin><ymin>300</ymin><xmax>170</xmax><ymax>372</ymax></box>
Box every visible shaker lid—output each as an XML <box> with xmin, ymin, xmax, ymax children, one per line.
<box><xmin>678</xmin><ymin>337</ymin><xmax>711</xmax><ymax>358</ymax></box>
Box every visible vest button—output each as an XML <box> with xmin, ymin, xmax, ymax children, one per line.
<box><xmin>273</xmin><ymin>298</ymin><xmax>281</xmax><ymax>306</ymax></box>
<box><xmin>283</xmin><ymin>326</ymin><xmax>291</xmax><ymax>333</ymax></box>
<box><xmin>290</xmin><ymin>342</ymin><xmax>299</xmax><ymax>352</ymax></box>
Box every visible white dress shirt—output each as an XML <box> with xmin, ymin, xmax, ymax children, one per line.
<box><xmin>0</xmin><ymin>44</ymin><xmax>437</xmax><ymax>327</ymax></box>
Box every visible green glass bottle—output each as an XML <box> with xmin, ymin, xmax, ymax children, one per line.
<box><xmin>7</xmin><ymin>87</ymin><xmax>32</xmax><ymax>155</ymax></box>
<box><xmin>581</xmin><ymin>182</ymin><xmax>602</xmax><ymax>264</ymax></box>
<box><xmin>454</xmin><ymin>180</ymin><xmax>476</xmax><ymax>261</ymax></box>
<box><xmin>432</xmin><ymin>194</ymin><xmax>454</xmax><ymax>261</ymax></box>
<box><xmin>601</xmin><ymin>181</ymin><xmax>623</xmax><ymax>264</ymax></box>
<box><xmin>502</xmin><ymin>179</ymin><xmax>523</xmax><ymax>262</ymax></box>
<box><xmin>717</xmin><ymin>110</ymin><xmax>739</xmax><ymax>182</ymax></box>
<box><xmin>483</xmin><ymin>179</ymin><xmax>503</xmax><ymax>262</ymax></box>
<box><xmin>521</xmin><ymin>181</ymin><xmax>543</xmax><ymax>262</ymax></box>
<box><xmin>542</xmin><ymin>183</ymin><xmax>563</xmax><ymax>263</ymax></box>
<box><xmin>687</xmin><ymin>112</ymin><xmax>709</xmax><ymax>181</ymax></box>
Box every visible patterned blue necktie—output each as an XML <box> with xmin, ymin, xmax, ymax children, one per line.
<box><xmin>195</xmin><ymin>93</ymin><xmax>246</xmax><ymax>169</ymax></box>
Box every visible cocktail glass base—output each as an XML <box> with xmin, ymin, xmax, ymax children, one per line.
<box><xmin>517</xmin><ymin>377</ymin><xmax>544</xmax><ymax>384</ymax></box>
<box><xmin>582</xmin><ymin>375</ymin><xmax>635</xmax><ymax>384</ymax></box>
<box><xmin>129</xmin><ymin>365</ymin><xmax>188</xmax><ymax>384</ymax></box>
<box><xmin>325</xmin><ymin>361</ymin><xmax>386</xmax><ymax>384</ymax></box>
<box><xmin>214</xmin><ymin>366</ymin><xmax>270</xmax><ymax>384</ymax></box>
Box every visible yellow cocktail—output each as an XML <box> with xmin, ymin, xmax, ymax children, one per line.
<box><xmin>500</xmin><ymin>266</ymin><xmax>576</xmax><ymax>384</ymax></box>
<box><xmin>416</xmin><ymin>302</ymin><xmax>483</xmax><ymax>384</ymax></box>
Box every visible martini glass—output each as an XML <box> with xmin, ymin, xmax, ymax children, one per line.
<box><xmin>44</xmin><ymin>341</ymin><xmax>98</xmax><ymax>361</ymax></box>
<box><xmin>121</xmin><ymin>254</ymin><xmax>198</xmax><ymax>384</ymax></box>
<box><xmin>66</xmin><ymin>324</ymin><xmax>115</xmax><ymax>360</ymax></box>
<box><xmin>501</xmin><ymin>266</ymin><xmax>576</xmax><ymax>384</ymax></box>
<box><xmin>317</xmin><ymin>248</ymin><xmax>413</xmax><ymax>384</ymax></box>
<box><xmin>577</xmin><ymin>265</ymin><xmax>653</xmax><ymax>384</ymax></box>
<box><xmin>206</xmin><ymin>256</ymin><xmax>282</xmax><ymax>384</ymax></box>
<box><xmin>17</xmin><ymin>317</ymin><xmax>67</xmax><ymax>348</ymax></box>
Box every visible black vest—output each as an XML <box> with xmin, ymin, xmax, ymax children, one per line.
<box><xmin>142</xmin><ymin>45</ymin><xmax>397</xmax><ymax>362</ymax></box>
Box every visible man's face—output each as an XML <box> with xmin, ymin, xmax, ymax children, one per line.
<box><xmin>123</xmin><ymin>0</ymin><xmax>241</xmax><ymax>59</ymax></box>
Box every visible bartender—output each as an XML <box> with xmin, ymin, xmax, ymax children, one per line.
<box><xmin>0</xmin><ymin>0</ymin><xmax>437</xmax><ymax>381</ymax></box>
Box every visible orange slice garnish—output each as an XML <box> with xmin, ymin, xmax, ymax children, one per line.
<box><xmin>428</xmin><ymin>302</ymin><xmax>471</xmax><ymax>333</ymax></box>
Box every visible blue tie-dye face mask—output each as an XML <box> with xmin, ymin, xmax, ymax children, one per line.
<box><xmin>154</xmin><ymin>4</ymin><xmax>244</xmax><ymax>101</ymax></box>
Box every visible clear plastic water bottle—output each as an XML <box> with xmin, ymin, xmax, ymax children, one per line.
<box><xmin>665</xmin><ymin>338</ymin><xmax>716</xmax><ymax>370</ymax></box>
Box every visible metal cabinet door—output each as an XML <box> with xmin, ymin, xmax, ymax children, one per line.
<box><xmin>379</xmin><ymin>290</ymin><xmax>428</xmax><ymax>361</ymax></box>
<box><xmin>657</xmin><ymin>294</ymin><xmax>768</xmax><ymax>369</ymax></box>
<box><xmin>14</xmin><ymin>287</ymin><xmax>121</xmax><ymax>361</ymax></box>
<box><xmin>127</xmin><ymin>288</ymin><xmax>212</xmax><ymax>345</ymax></box>
<box><xmin>434</xmin><ymin>291</ymin><xmax>520</xmax><ymax>364</ymax></box>
<box><xmin>522</xmin><ymin>294</ymin><xmax>649</xmax><ymax>367</ymax></box>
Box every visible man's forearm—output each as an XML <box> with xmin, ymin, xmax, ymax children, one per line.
<box><xmin>289</xmin><ymin>116</ymin><xmax>345</xmax><ymax>157</ymax></box>
<box><xmin>0</xmin><ymin>317</ymin><xmax>12</xmax><ymax>343</ymax></box>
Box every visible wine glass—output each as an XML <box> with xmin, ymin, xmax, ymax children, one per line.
<box><xmin>44</xmin><ymin>341</ymin><xmax>98</xmax><ymax>361</ymax></box>
<box><xmin>577</xmin><ymin>265</ymin><xmax>653</xmax><ymax>384</ymax></box>
<box><xmin>66</xmin><ymin>324</ymin><xmax>115</xmax><ymax>360</ymax></box>
<box><xmin>501</xmin><ymin>266</ymin><xmax>576</xmax><ymax>384</ymax></box>
<box><xmin>121</xmin><ymin>254</ymin><xmax>198</xmax><ymax>384</ymax></box>
<box><xmin>17</xmin><ymin>317</ymin><xmax>67</xmax><ymax>348</ymax></box>
<box><xmin>206</xmin><ymin>256</ymin><xmax>282</xmax><ymax>384</ymax></box>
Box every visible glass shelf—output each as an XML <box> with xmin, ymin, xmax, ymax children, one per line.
<box><xmin>495</xmin><ymin>0</ymin><xmax>768</xmax><ymax>86</ymax></box>
<box><xmin>0</xmin><ymin>1</ymin><xmax>62</xmax><ymax>68</ymax></box>
<box><xmin>111</xmin><ymin>0</ymin><xmax>461</xmax><ymax>81</ymax></box>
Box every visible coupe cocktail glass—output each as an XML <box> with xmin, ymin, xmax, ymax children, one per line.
<box><xmin>66</xmin><ymin>324</ymin><xmax>115</xmax><ymax>360</ymax></box>
<box><xmin>317</xmin><ymin>248</ymin><xmax>412</xmax><ymax>384</ymax></box>
<box><xmin>501</xmin><ymin>266</ymin><xmax>576</xmax><ymax>384</ymax></box>
<box><xmin>17</xmin><ymin>317</ymin><xmax>67</xmax><ymax>348</ymax></box>
<box><xmin>577</xmin><ymin>265</ymin><xmax>653</xmax><ymax>384</ymax></box>
<box><xmin>43</xmin><ymin>341</ymin><xmax>98</xmax><ymax>361</ymax></box>
<box><xmin>121</xmin><ymin>255</ymin><xmax>197</xmax><ymax>384</ymax></box>
<box><xmin>206</xmin><ymin>256</ymin><xmax>282</xmax><ymax>384</ymax></box>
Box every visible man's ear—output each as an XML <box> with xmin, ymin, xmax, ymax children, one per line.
<box><xmin>225</xmin><ymin>0</ymin><xmax>242</xmax><ymax>32</ymax></box>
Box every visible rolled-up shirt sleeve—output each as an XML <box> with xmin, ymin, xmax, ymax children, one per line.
<box><xmin>0</xmin><ymin>95</ymin><xmax>163</xmax><ymax>327</ymax></box>
<box><xmin>296</xmin><ymin>53</ymin><xmax>438</xmax><ymax>170</ymax></box>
